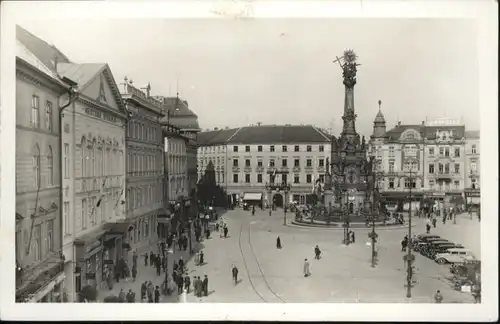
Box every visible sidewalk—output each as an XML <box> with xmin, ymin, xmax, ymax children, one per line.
<box><xmin>97</xmin><ymin>230</ymin><xmax>204</xmax><ymax>302</ymax></box>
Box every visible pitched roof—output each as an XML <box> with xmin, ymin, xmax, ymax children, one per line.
<box><xmin>198</xmin><ymin>128</ymin><xmax>240</xmax><ymax>145</ymax></box>
<box><xmin>465</xmin><ymin>130</ymin><xmax>480</xmax><ymax>139</ymax></box>
<box><xmin>223</xmin><ymin>125</ymin><xmax>331</xmax><ymax>144</ymax></box>
<box><xmin>424</xmin><ymin>125</ymin><xmax>466</xmax><ymax>140</ymax></box>
<box><xmin>16</xmin><ymin>25</ymin><xmax>71</xmax><ymax>74</ymax></box>
<box><xmin>56</xmin><ymin>63</ymin><xmax>106</xmax><ymax>89</ymax></box>
<box><xmin>16</xmin><ymin>39</ymin><xmax>60</xmax><ymax>81</ymax></box>
<box><xmin>169</xmin><ymin>116</ymin><xmax>200</xmax><ymax>130</ymax></box>
<box><xmin>384</xmin><ymin>125</ymin><xmax>425</xmax><ymax>141</ymax></box>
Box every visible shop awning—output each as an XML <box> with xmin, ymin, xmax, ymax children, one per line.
<box><xmin>24</xmin><ymin>272</ymin><xmax>66</xmax><ymax>303</ymax></box>
<box><xmin>103</xmin><ymin>222</ymin><xmax>132</xmax><ymax>235</ymax></box>
<box><xmin>243</xmin><ymin>193</ymin><xmax>262</xmax><ymax>201</ymax></box>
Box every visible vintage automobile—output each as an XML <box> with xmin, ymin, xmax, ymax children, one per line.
<box><xmin>419</xmin><ymin>240</ymin><xmax>451</xmax><ymax>258</ymax></box>
<box><xmin>435</xmin><ymin>248</ymin><xmax>477</xmax><ymax>264</ymax></box>
<box><xmin>417</xmin><ymin>233</ymin><xmax>441</xmax><ymax>241</ymax></box>
<box><xmin>426</xmin><ymin>242</ymin><xmax>464</xmax><ymax>259</ymax></box>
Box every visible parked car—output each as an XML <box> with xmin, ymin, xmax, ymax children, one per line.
<box><xmin>435</xmin><ymin>248</ymin><xmax>477</xmax><ymax>265</ymax></box>
<box><xmin>417</xmin><ymin>233</ymin><xmax>441</xmax><ymax>241</ymax></box>
<box><xmin>419</xmin><ymin>240</ymin><xmax>450</xmax><ymax>258</ymax></box>
<box><xmin>427</xmin><ymin>242</ymin><xmax>464</xmax><ymax>259</ymax></box>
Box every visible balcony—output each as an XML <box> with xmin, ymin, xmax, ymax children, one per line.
<box><xmin>244</xmin><ymin>166</ymin><xmax>252</xmax><ymax>172</ymax></box>
<box><xmin>280</xmin><ymin>166</ymin><xmax>289</xmax><ymax>173</ymax></box>
<box><xmin>292</xmin><ymin>166</ymin><xmax>301</xmax><ymax>172</ymax></box>
<box><xmin>232</xmin><ymin>166</ymin><xmax>240</xmax><ymax>172</ymax></box>
<box><xmin>256</xmin><ymin>166</ymin><xmax>264</xmax><ymax>172</ymax></box>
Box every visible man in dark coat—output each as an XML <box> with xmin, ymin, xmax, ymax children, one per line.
<box><xmin>126</xmin><ymin>289</ymin><xmax>135</xmax><ymax>303</ymax></box>
<box><xmin>195</xmin><ymin>277</ymin><xmax>202</xmax><ymax>297</ymax></box>
<box><xmin>154</xmin><ymin>286</ymin><xmax>160</xmax><ymax>303</ymax></box>
<box><xmin>156</xmin><ymin>257</ymin><xmax>161</xmax><ymax>276</ymax></box>
<box><xmin>276</xmin><ymin>236</ymin><xmax>282</xmax><ymax>249</ymax></box>
<box><xmin>140</xmin><ymin>281</ymin><xmax>147</xmax><ymax>300</ymax></box>
<box><xmin>184</xmin><ymin>275</ymin><xmax>191</xmax><ymax>293</ymax></box>
<box><xmin>144</xmin><ymin>253</ymin><xmax>148</xmax><ymax>266</ymax></box>
<box><xmin>149</xmin><ymin>251</ymin><xmax>154</xmax><ymax>266</ymax></box>
<box><xmin>178</xmin><ymin>257</ymin><xmax>184</xmax><ymax>273</ymax></box>
<box><xmin>203</xmin><ymin>275</ymin><xmax>209</xmax><ymax>296</ymax></box>
<box><xmin>223</xmin><ymin>225</ymin><xmax>228</xmax><ymax>238</ymax></box>
<box><xmin>199</xmin><ymin>251</ymin><xmax>204</xmax><ymax>265</ymax></box>
<box><xmin>177</xmin><ymin>275</ymin><xmax>184</xmax><ymax>294</ymax></box>
<box><xmin>232</xmin><ymin>265</ymin><xmax>239</xmax><ymax>284</ymax></box>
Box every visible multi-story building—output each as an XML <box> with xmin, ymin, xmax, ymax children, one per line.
<box><xmin>369</xmin><ymin>111</ymin><xmax>466</xmax><ymax>211</ymax></box>
<box><xmin>57</xmin><ymin>61</ymin><xmax>128</xmax><ymax>299</ymax></box>
<box><xmin>120</xmin><ymin>79</ymin><xmax>164</xmax><ymax>261</ymax></box>
<box><xmin>197</xmin><ymin>125</ymin><xmax>331</xmax><ymax>207</ymax></box>
<box><xmin>15</xmin><ymin>30</ymin><xmax>72</xmax><ymax>302</ymax></box>
<box><xmin>464</xmin><ymin>130</ymin><xmax>480</xmax><ymax>209</ymax></box>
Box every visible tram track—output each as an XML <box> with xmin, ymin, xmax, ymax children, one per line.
<box><xmin>238</xmin><ymin>221</ymin><xmax>285</xmax><ymax>303</ymax></box>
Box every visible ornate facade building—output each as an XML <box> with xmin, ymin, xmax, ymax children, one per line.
<box><xmin>15</xmin><ymin>28</ymin><xmax>70</xmax><ymax>302</ymax></box>
<box><xmin>198</xmin><ymin>125</ymin><xmax>331</xmax><ymax>207</ymax></box>
<box><xmin>52</xmin><ymin>62</ymin><xmax>126</xmax><ymax>301</ymax></box>
<box><xmin>464</xmin><ymin>130</ymin><xmax>480</xmax><ymax>208</ymax></box>
<box><xmin>121</xmin><ymin>79</ymin><xmax>164</xmax><ymax>262</ymax></box>
<box><xmin>325</xmin><ymin>50</ymin><xmax>373</xmax><ymax>214</ymax></box>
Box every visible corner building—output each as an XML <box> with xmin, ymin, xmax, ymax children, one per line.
<box><xmin>198</xmin><ymin>125</ymin><xmax>331</xmax><ymax>207</ymax></box>
<box><xmin>121</xmin><ymin>80</ymin><xmax>164</xmax><ymax>263</ymax></box>
<box><xmin>464</xmin><ymin>130</ymin><xmax>480</xmax><ymax>209</ymax></box>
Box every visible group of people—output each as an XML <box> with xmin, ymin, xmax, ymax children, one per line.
<box><xmin>401</xmin><ymin>234</ymin><xmax>417</xmax><ymax>252</ymax></box>
<box><xmin>140</xmin><ymin>281</ymin><xmax>160</xmax><ymax>303</ymax></box>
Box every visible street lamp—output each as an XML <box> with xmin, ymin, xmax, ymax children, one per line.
<box><xmin>265</xmin><ymin>169</ymin><xmax>290</xmax><ymax>218</ymax></box>
<box><xmin>401</xmin><ymin>168</ymin><xmax>416</xmax><ymax>299</ymax></box>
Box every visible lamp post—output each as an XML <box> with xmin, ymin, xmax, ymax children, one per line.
<box><xmin>265</xmin><ymin>169</ymin><xmax>290</xmax><ymax>218</ymax></box>
<box><xmin>283</xmin><ymin>184</ymin><xmax>291</xmax><ymax>225</ymax></box>
<box><xmin>401</xmin><ymin>168</ymin><xmax>416</xmax><ymax>298</ymax></box>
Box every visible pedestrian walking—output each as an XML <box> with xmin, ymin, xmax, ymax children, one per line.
<box><xmin>314</xmin><ymin>245</ymin><xmax>321</xmax><ymax>260</ymax></box>
<box><xmin>162</xmin><ymin>255</ymin><xmax>167</xmax><ymax>273</ymax></box>
<box><xmin>177</xmin><ymin>274</ymin><xmax>184</xmax><ymax>295</ymax></box>
<box><xmin>303</xmin><ymin>258</ymin><xmax>311</xmax><ymax>277</ymax></box>
<box><xmin>203</xmin><ymin>275</ymin><xmax>209</xmax><ymax>297</ymax></box>
<box><xmin>200</xmin><ymin>250</ymin><xmax>205</xmax><ymax>265</ymax></box>
<box><xmin>149</xmin><ymin>251</ymin><xmax>154</xmax><ymax>267</ymax></box>
<box><xmin>401</xmin><ymin>236</ymin><xmax>408</xmax><ymax>252</ymax></box>
<box><xmin>178</xmin><ymin>257</ymin><xmax>184</xmax><ymax>273</ymax></box>
<box><xmin>144</xmin><ymin>253</ymin><xmax>148</xmax><ymax>267</ymax></box>
<box><xmin>140</xmin><ymin>281</ymin><xmax>147</xmax><ymax>300</ymax></box>
<box><xmin>195</xmin><ymin>251</ymin><xmax>200</xmax><ymax>266</ymax></box>
<box><xmin>126</xmin><ymin>289</ymin><xmax>135</xmax><ymax>303</ymax></box>
<box><xmin>195</xmin><ymin>277</ymin><xmax>202</xmax><ymax>297</ymax></box>
<box><xmin>434</xmin><ymin>290</ymin><xmax>443</xmax><ymax>303</ymax></box>
<box><xmin>184</xmin><ymin>275</ymin><xmax>191</xmax><ymax>293</ymax></box>
<box><xmin>118</xmin><ymin>289</ymin><xmax>126</xmax><ymax>303</ymax></box>
<box><xmin>223</xmin><ymin>225</ymin><xmax>228</xmax><ymax>238</ymax></box>
<box><xmin>432</xmin><ymin>217</ymin><xmax>437</xmax><ymax>228</ymax></box>
<box><xmin>154</xmin><ymin>286</ymin><xmax>160</xmax><ymax>303</ymax></box>
<box><xmin>276</xmin><ymin>236</ymin><xmax>282</xmax><ymax>249</ymax></box>
<box><xmin>350</xmin><ymin>231</ymin><xmax>356</xmax><ymax>243</ymax></box>
<box><xmin>156</xmin><ymin>257</ymin><xmax>161</xmax><ymax>276</ymax></box>
<box><xmin>132</xmin><ymin>265</ymin><xmax>137</xmax><ymax>282</ymax></box>
<box><xmin>147</xmin><ymin>281</ymin><xmax>154</xmax><ymax>303</ymax></box>
<box><xmin>232</xmin><ymin>265</ymin><xmax>239</xmax><ymax>284</ymax></box>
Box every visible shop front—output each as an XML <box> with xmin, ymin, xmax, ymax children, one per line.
<box><xmin>157</xmin><ymin>211</ymin><xmax>172</xmax><ymax>239</ymax></box>
<box><xmin>464</xmin><ymin>188</ymin><xmax>481</xmax><ymax>210</ymax></box>
<box><xmin>243</xmin><ymin>192</ymin><xmax>263</xmax><ymax>208</ymax></box>
<box><xmin>74</xmin><ymin>230</ymin><xmax>106</xmax><ymax>299</ymax></box>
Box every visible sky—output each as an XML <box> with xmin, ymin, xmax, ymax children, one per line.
<box><xmin>18</xmin><ymin>18</ymin><xmax>479</xmax><ymax>136</ymax></box>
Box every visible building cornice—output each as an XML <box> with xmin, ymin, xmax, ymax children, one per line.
<box><xmin>16</xmin><ymin>61</ymin><xmax>67</xmax><ymax>94</ymax></box>
<box><xmin>121</xmin><ymin>93</ymin><xmax>163</xmax><ymax>117</ymax></box>
<box><xmin>77</xmin><ymin>95</ymin><xmax>127</xmax><ymax>120</ymax></box>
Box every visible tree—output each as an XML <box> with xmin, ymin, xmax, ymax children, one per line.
<box><xmin>197</xmin><ymin>161</ymin><xmax>227</xmax><ymax>207</ymax></box>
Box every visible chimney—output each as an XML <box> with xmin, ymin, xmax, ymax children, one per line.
<box><xmin>146</xmin><ymin>82</ymin><xmax>151</xmax><ymax>97</ymax></box>
<box><xmin>422</xmin><ymin>121</ymin><xmax>425</xmax><ymax>125</ymax></box>
<box><xmin>398</xmin><ymin>121</ymin><xmax>401</xmax><ymax>126</ymax></box>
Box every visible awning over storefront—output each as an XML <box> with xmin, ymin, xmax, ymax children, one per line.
<box><xmin>74</xmin><ymin>228</ymin><xmax>107</xmax><ymax>246</ymax></box>
<box><xmin>25</xmin><ymin>272</ymin><xmax>65</xmax><ymax>303</ymax></box>
<box><xmin>243</xmin><ymin>193</ymin><xmax>263</xmax><ymax>201</ymax></box>
<box><xmin>103</xmin><ymin>222</ymin><xmax>132</xmax><ymax>235</ymax></box>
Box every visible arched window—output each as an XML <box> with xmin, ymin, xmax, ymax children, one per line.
<box><xmin>47</xmin><ymin>146</ymin><xmax>53</xmax><ymax>186</ymax></box>
<box><xmin>33</xmin><ymin>144</ymin><xmax>41</xmax><ymax>189</ymax></box>
<box><xmin>81</xmin><ymin>137</ymin><xmax>86</xmax><ymax>177</ymax></box>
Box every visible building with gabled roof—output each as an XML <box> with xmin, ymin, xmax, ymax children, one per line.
<box><xmin>197</xmin><ymin>124</ymin><xmax>331</xmax><ymax>207</ymax></box>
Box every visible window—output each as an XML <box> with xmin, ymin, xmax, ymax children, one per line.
<box><xmin>245</xmin><ymin>146</ymin><xmax>250</xmax><ymax>152</ymax></box>
<box><xmin>33</xmin><ymin>225</ymin><xmax>41</xmax><ymax>261</ymax></box>
<box><xmin>470</xmin><ymin>162</ymin><xmax>477</xmax><ymax>172</ymax></box>
<box><xmin>245</xmin><ymin>174</ymin><xmax>250</xmax><ymax>183</ymax></box>
<box><xmin>233</xmin><ymin>146</ymin><xmax>238</xmax><ymax>152</ymax></box>
<box><xmin>81</xmin><ymin>198</ymin><xmax>87</xmax><ymax>229</ymax></box>
<box><xmin>319</xmin><ymin>174</ymin><xmax>325</xmax><ymax>183</ymax></box>
<box><xmin>454</xmin><ymin>180</ymin><xmax>460</xmax><ymax>189</ymax></box>
<box><xmin>233</xmin><ymin>174</ymin><xmax>239</xmax><ymax>183</ymax></box>
<box><xmin>282</xmin><ymin>145</ymin><xmax>287</xmax><ymax>152</ymax></box>
<box><xmin>31</xmin><ymin>95</ymin><xmax>40</xmax><ymax>128</ymax></box>
<box><xmin>257</xmin><ymin>160</ymin><xmax>263</xmax><ymax>167</ymax></box>
<box><xmin>306</xmin><ymin>174</ymin><xmax>312</xmax><ymax>183</ymax></box>
<box><xmin>306</xmin><ymin>159</ymin><xmax>312</xmax><ymax>167</ymax></box>
<box><xmin>294</xmin><ymin>175</ymin><xmax>300</xmax><ymax>184</ymax></box>
<box><xmin>445</xmin><ymin>147</ymin><xmax>450</xmax><ymax>157</ymax></box>
<box><xmin>233</xmin><ymin>159</ymin><xmax>239</xmax><ymax>167</ymax></box>
<box><xmin>64</xmin><ymin>144</ymin><xmax>70</xmax><ymax>178</ymax></box>
<box><xmin>389</xmin><ymin>146</ymin><xmax>395</xmax><ymax>157</ymax></box>
<box><xmin>47</xmin><ymin>146</ymin><xmax>53</xmax><ymax>186</ymax></box>
<box><xmin>258</xmin><ymin>145</ymin><xmax>263</xmax><ymax>152</ymax></box>
<box><xmin>429</xmin><ymin>147</ymin><xmax>435</xmax><ymax>155</ymax></box>
<box><xmin>319</xmin><ymin>145</ymin><xmax>324</xmax><ymax>152</ymax></box>
<box><xmin>46</xmin><ymin>220</ymin><xmax>54</xmax><ymax>253</ymax></box>
<box><xmin>454</xmin><ymin>148</ymin><xmax>460</xmax><ymax>157</ymax></box>
<box><xmin>429</xmin><ymin>164</ymin><xmax>434</xmax><ymax>174</ymax></box>
<box><xmin>445</xmin><ymin>163</ymin><xmax>450</xmax><ymax>174</ymax></box>
<box><xmin>306</xmin><ymin>145</ymin><xmax>312</xmax><ymax>152</ymax></box>
<box><xmin>33</xmin><ymin>145</ymin><xmax>41</xmax><ymax>189</ymax></box>
<box><xmin>294</xmin><ymin>159</ymin><xmax>300</xmax><ymax>167</ymax></box>
<box><xmin>257</xmin><ymin>174</ymin><xmax>262</xmax><ymax>183</ymax></box>
<box><xmin>319</xmin><ymin>159</ymin><xmax>324</xmax><ymax>167</ymax></box>
<box><xmin>471</xmin><ymin>144</ymin><xmax>477</xmax><ymax>154</ymax></box>
<box><xmin>429</xmin><ymin>180</ymin><xmax>434</xmax><ymax>188</ymax></box>
<box><xmin>64</xmin><ymin>202</ymin><xmax>70</xmax><ymax>235</ymax></box>
<box><xmin>245</xmin><ymin>159</ymin><xmax>251</xmax><ymax>167</ymax></box>
<box><xmin>45</xmin><ymin>101</ymin><xmax>53</xmax><ymax>131</ymax></box>
<box><xmin>282</xmin><ymin>159</ymin><xmax>287</xmax><ymax>167</ymax></box>
<box><xmin>404</xmin><ymin>179</ymin><xmax>416</xmax><ymax>189</ymax></box>
<box><xmin>388</xmin><ymin>160</ymin><xmax>394</xmax><ymax>172</ymax></box>
<box><xmin>269</xmin><ymin>159</ymin><xmax>275</xmax><ymax>167</ymax></box>
<box><xmin>389</xmin><ymin>178</ymin><xmax>395</xmax><ymax>189</ymax></box>
<box><xmin>270</xmin><ymin>145</ymin><xmax>275</xmax><ymax>152</ymax></box>
<box><xmin>439</xmin><ymin>147</ymin><xmax>444</xmax><ymax>156</ymax></box>
<box><xmin>438</xmin><ymin>163</ymin><xmax>443</xmax><ymax>173</ymax></box>
<box><xmin>294</xmin><ymin>145</ymin><xmax>300</xmax><ymax>152</ymax></box>
<box><xmin>454</xmin><ymin>163</ymin><xmax>460</xmax><ymax>173</ymax></box>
